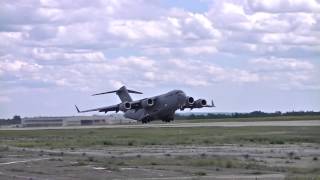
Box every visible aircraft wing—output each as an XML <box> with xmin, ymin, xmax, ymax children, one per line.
<box><xmin>75</xmin><ymin>104</ymin><xmax>119</xmax><ymax>113</ymax></box>
<box><xmin>75</xmin><ymin>100</ymin><xmax>144</xmax><ymax>114</ymax></box>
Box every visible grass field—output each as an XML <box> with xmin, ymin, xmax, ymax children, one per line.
<box><xmin>1</xmin><ymin>126</ymin><xmax>319</xmax><ymax>148</ymax></box>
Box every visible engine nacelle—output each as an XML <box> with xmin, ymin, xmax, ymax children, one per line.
<box><xmin>141</xmin><ymin>98</ymin><xmax>154</xmax><ymax>108</ymax></box>
<box><xmin>119</xmin><ymin>102</ymin><xmax>131</xmax><ymax>111</ymax></box>
<box><xmin>186</xmin><ymin>96</ymin><xmax>194</xmax><ymax>105</ymax></box>
<box><xmin>194</xmin><ymin>99</ymin><xmax>207</xmax><ymax>108</ymax></box>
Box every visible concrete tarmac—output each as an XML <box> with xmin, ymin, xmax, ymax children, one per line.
<box><xmin>1</xmin><ymin>120</ymin><xmax>319</xmax><ymax>131</ymax></box>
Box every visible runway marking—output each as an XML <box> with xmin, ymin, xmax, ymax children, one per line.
<box><xmin>0</xmin><ymin>158</ymin><xmax>51</xmax><ymax>166</ymax></box>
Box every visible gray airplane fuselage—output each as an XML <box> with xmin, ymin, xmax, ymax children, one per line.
<box><xmin>124</xmin><ymin>90</ymin><xmax>186</xmax><ymax>122</ymax></box>
<box><xmin>75</xmin><ymin>85</ymin><xmax>213</xmax><ymax>123</ymax></box>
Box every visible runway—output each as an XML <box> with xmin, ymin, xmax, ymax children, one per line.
<box><xmin>1</xmin><ymin>120</ymin><xmax>319</xmax><ymax>131</ymax></box>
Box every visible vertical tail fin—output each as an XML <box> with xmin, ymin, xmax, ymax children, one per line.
<box><xmin>92</xmin><ymin>86</ymin><xmax>142</xmax><ymax>102</ymax></box>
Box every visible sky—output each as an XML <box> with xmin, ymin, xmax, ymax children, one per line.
<box><xmin>0</xmin><ymin>0</ymin><xmax>319</xmax><ymax>118</ymax></box>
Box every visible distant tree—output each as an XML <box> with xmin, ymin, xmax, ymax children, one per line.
<box><xmin>13</xmin><ymin>115</ymin><xmax>21</xmax><ymax>120</ymax></box>
<box><xmin>12</xmin><ymin>115</ymin><xmax>21</xmax><ymax>124</ymax></box>
<box><xmin>175</xmin><ymin>110</ymin><xmax>320</xmax><ymax>120</ymax></box>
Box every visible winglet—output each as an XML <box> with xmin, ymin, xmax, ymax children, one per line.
<box><xmin>211</xmin><ymin>100</ymin><xmax>215</xmax><ymax>107</ymax></box>
<box><xmin>75</xmin><ymin>105</ymin><xmax>80</xmax><ymax>113</ymax></box>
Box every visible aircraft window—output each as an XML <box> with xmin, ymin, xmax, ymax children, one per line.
<box><xmin>175</xmin><ymin>91</ymin><xmax>182</xmax><ymax>94</ymax></box>
<box><xmin>165</xmin><ymin>93</ymin><xmax>174</xmax><ymax>97</ymax></box>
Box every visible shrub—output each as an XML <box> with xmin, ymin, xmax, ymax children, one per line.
<box><xmin>200</xmin><ymin>153</ymin><xmax>206</xmax><ymax>158</ymax></box>
<box><xmin>225</xmin><ymin>161</ymin><xmax>233</xmax><ymax>168</ymax></box>
<box><xmin>88</xmin><ymin>156</ymin><xmax>94</xmax><ymax>162</ymax></box>
<box><xmin>150</xmin><ymin>162</ymin><xmax>158</xmax><ymax>165</ymax></box>
<box><xmin>103</xmin><ymin>141</ymin><xmax>113</xmax><ymax>145</ymax></box>
<box><xmin>288</xmin><ymin>151</ymin><xmax>295</xmax><ymax>158</ymax></box>
<box><xmin>244</xmin><ymin>154</ymin><xmax>249</xmax><ymax>159</ymax></box>
<box><xmin>128</xmin><ymin>140</ymin><xmax>135</xmax><ymax>146</ymax></box>
<box><xmin>294</xmin><ymin>156</ymin><xmax>301</xmax><ymax>160</ymax></box>
<box><xmin>194</xmin><ymin>171</ymin><xmax>206</xmax><ymax>176</ymax></box>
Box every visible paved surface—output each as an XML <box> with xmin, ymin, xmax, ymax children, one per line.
<box><xmin>1</xmin><ymin>120</ymin><xmax>319</xmax><ymax>131</ymax></box>
<box><xmin>2</xmin><ymin>144</ymin><xmax>319</xmax><ymax>180</ymax></box>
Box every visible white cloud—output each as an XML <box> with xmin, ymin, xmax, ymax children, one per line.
<box><xmin>248</xmin><ymin>0</ymin><xmax>320</xmax><ymax>13</ymax></box>
<box><xmin>207</xmin><ymin>0</ymin><xmax>319</xmax><ymax>56</ymax></box>
<box><xmin>107</xmin><ymin>12</ymin><xmax>221</xmax><ymax>43</ymax></box>
<box><xmin>108</xmin><ymin>20</ymin><xmax>175</xmax><ymax>40</ymax></box>
<box><xmin>249</xmin><ymin>57</ymin><xmax>319</xmax><ymax>90</ymax></box>
<box><xmin>0</xmin><ymin>58</ymin><xmax>42</xmax><ymax>74</ymax></box>
<box><xmin>32</xmin><ymin>48</ymin><xmax>106</xmax><ymax>62</ymax></box>
<box><xmin>250</xmin><ymin>57</ymin><xmax>314</xmax><ymax>71</ymax></box>
<box><xmin>0</xmin><ymin>0</ymin><xmax>319</xmax><ymax>117</ymax></box>
<box><xmin>181</xmin><ymin>46</ymin><xmax>218</xmax><ymax>55</ymax></box>
<box><xmin>0</xmin><ymin>96</ymin><xmax>11</xmax><ymax>103</ymax></box>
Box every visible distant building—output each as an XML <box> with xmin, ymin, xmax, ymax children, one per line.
<box><xmin>22</xmin><ymin>117</ymin><xmax>64</xmax><ymax>127</ymax></box>
<box><xmin>21</xmin><ymin>114</ymin><xmax>136</xmax><ymax>127</ymax></box>
<box><xmin>63</xmin><ymin>116</ymin><xmax>107</xmax><ymax>126</ymax></box>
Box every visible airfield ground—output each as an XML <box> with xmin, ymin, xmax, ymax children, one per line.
<box><xmin>0</xmin><ymin>117</ymin><xmax>320</xmax><ymax>179</ymax></box>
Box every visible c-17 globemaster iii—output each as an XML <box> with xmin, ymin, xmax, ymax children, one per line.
<box><xmin>75</xmin><ymin>86</ymin><xmax>215</xmax><ymax>123</ymax></box>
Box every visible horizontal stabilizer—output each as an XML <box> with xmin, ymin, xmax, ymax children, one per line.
<box><xmin>127</xmin><ymin>89</ymin><xmax>143</xmax><ymax>94</ymax></box>
<box><xmin>92</xmin><ymin>86</ymin><xmax>143</xmax><ymax>96</ymax></box>
<box><xmin>92</xmin><ymin>90</ymin><xmax>117</xmax><ymax>96</ymax></box>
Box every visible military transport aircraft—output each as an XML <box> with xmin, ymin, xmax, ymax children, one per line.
<box><xmin>75</xmin><ymin>86</ymin><xmax>215</xmax><ymax>123</ymax></box>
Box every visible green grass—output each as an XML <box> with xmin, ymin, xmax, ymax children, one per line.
<box><xmin>0</xmin><ymin>126</ymin><xmax>319</xmax><ymax>148</ymax></box>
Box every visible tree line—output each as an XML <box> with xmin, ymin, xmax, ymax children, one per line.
<box><xmin>0</xmin><ymin>115</ymin><xmax>21</xmax><ymax>126</ymax></box>
<box><xmin>174</xmin><ymin>111</ymin><xmax>320</xmax><ymax>120</ymax></box>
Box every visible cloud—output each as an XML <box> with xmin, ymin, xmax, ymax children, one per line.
<box><xmin>207</xmin><ymin>0</ymin><xmax>319</xmax><ymax>57</ymax></box>
<box><xmin>108</xmin><ymin>19</ymin><xmax>176</xmax><ymax>40</ymax></box>
<box><xmin>0</xmin><ymin>0</ymin><xmax>319</xmax><ymax>117</ymax></box>
<box><xmin>247</xmin><ymin>0</ymin><xmax>320</xmax><ymax>13</ymax></box>
<box><xmin>31</xmin><ymin>48</ymin><xmax>106</xmax><ymax>62</ymax></box>
<box><xmin>1</xmin><ymin>0</ymin><xmax>318</xmax><ymax>91</ymax></box>
<box><xmin>0</xmin><ymin>96</ymin><xmax>11</xmax><ymax>103</ymax></box>
<box><xmin>249</xmin><ymin>57</ymin><xmax>319</xmax><ymax>90</ymax></box>
<box><xmin>250</xmin><ymin>57</ymin><xmax>314</xmax><ymax>71</ymax></box>
<box><xmin>0</xmin><ymin>57</ymin><xmax>42</xmax><ymax>74</ymax></box>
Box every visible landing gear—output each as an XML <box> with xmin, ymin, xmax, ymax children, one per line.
<box><xmin>141</xmin><ymin>116</ymin><xmax>151</xmax><ymax>124</ymax></box>
<box><xmin>162</xmin><ymin>119</ymin><xmax>173</xmax><ymax>123</ymax></box>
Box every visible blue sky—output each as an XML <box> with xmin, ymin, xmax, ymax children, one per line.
<box><xmin>0</xmin><ymin>0</ymin><xmax>319</xmax><ymax>118</ymax></box>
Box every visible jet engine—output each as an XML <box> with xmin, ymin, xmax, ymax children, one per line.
<box><xmin>119</xmin><ymin>102</ymin><xmax>131</xmax><ymax>111</ymax></box>
<box><xmin>186</xmin><ymin>96</ymin><xmax>194</xmax><ymax>105</ymax></box>
<box><xmin>194</xmin><ymin>99</ymin><xmax>207</xmax><ymax>108</ymax></box>
<box><xmin>141</xmin><ymin>98</ymin><xmax>154</xmax><ymax>108</ymax></box>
